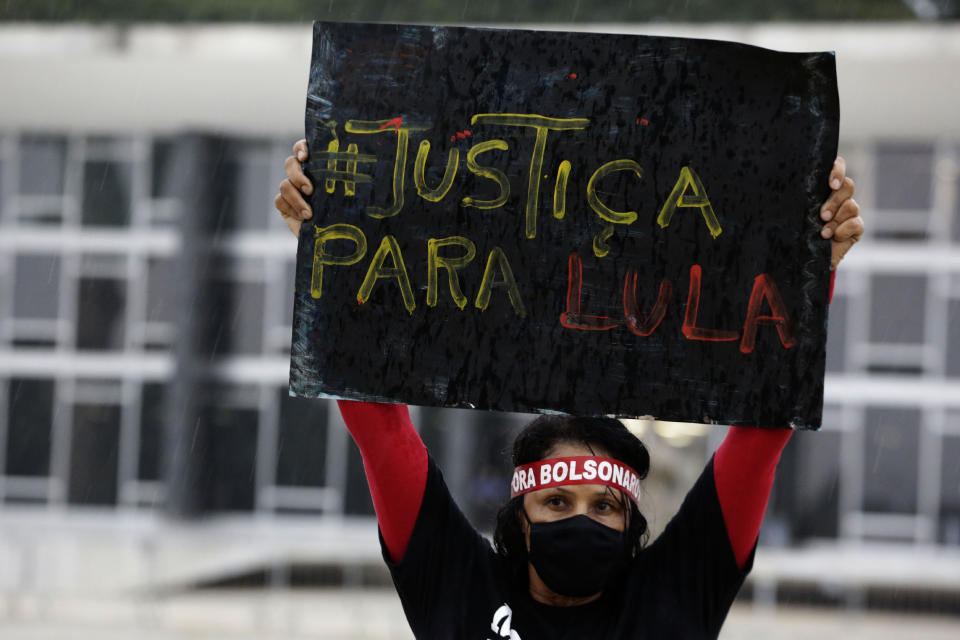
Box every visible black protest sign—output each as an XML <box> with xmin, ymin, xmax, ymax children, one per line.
<box><xmin>289</xmin><ymin>22</ymin><xmax>839</xmax><ymax>429</ymax></box>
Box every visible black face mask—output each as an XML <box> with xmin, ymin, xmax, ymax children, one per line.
<box><xmin>525</xmin><ymin>512</ymin><xmax>631</xmax><ymax>598</ymax></box>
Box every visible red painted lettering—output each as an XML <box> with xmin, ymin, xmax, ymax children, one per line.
<box><xmin>560</xmin><ymin>252</ymin><xmax>619</xmax><ymax>331</ymax></box>
<box><xmin>740</xmin><ymin>273</ymin><xmax>797</xmax><ymax>353</ymax></box>
<box><xmin>623</xmin><ymin>268</ymin><xmax>672</xmax><ymax>336</ymax></box>
<box><xmin>682</xmin><ymin>264</ymin><xmax>739</xmax><ymax>342</ymax></box>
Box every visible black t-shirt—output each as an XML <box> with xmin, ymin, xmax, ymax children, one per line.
<box><xmin>382</xmin><ymin>456</ymin><xmax>752</xmax><ymax>639</ymax></box>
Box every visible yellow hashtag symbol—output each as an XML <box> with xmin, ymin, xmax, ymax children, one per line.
<box><xmin>308</xmin><ymin>139</ymin><xmax>377</xmax><ymax>197</ymax></box>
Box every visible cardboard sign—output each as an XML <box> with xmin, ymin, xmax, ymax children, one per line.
<box><xmin>289</xmin><ymin>22</ymin><xmax>839</xmax><ymax>429</ymax></box>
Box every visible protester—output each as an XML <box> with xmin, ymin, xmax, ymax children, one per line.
<box><xmin>275</xmin><ymin>140</ymin><xmax>862</xmax><ymax>638</ymax></box>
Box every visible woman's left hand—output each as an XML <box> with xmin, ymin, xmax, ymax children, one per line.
<box><xmin>819</xmin><ymin>156</ymin><xmax>864</xmax><ymax>270</ymax></box>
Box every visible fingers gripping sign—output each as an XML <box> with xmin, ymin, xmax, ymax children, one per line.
<box><xmin>275</xmin><ymin>139</ymin><xmax>314</xmax><ymax>238</ymax></box>
<box><xmin>820</xmin><ymin>156</ymin><xmax>864</xmax><ymax>270</ymax></box>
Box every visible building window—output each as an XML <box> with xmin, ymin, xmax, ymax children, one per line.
<box><xmin>19</xmin><ymin>135</ymin><xmax>66</xmax><ymax>197</ymax></box>
<box><xmin>4</xmin><ymin>377</ymin><xmax>54</xmax><ymax>478</ymax></box>
<box><xmin>17</xmin><ymin>134</ymin><xmax>67</xmax><ymax>224</ymax></box>
<box><xmin>69</xmin><ymin>403</ymin><xmax>121</xmax><ymax>506</ymax></box>
<box><xmin>82</xmin><ymin>159</ymin><xmax>132</xmax><ymax>227</ymax></box>
<box><xmin>148</xmin><ymin>137</ymin><xmax>180</xmax><ymax>226</ymax></box>
<box><xmin>875</xmin><ymin>142</ymin><xmax>934</xmax><ymax>211</ymax></box>
<box><xmin>151</xmin><ymin>138</ymin><xmax>177</xmax><ymax>199</ymax></box>
<box><xmin>231</xmin><ymin>280</ymin><xmax>265</xmax><ymax>355</ymax></box>
<box><xmin>869</xmin><ymin>274</ymin><xmax>927</xmax><ymax>345</ymax></box>
<box><xmin>76</xmin><ymin>277</ymin><xmax>126</xmax><ymax>350</ymax></box>
<box><xmin>145</xmin><ymin>257</ymin><xmax>177</xmax><ymax>323</ymax></box>
<box><xmin>825</xmin><ymin>295</ymin><xmax>848</xmax><ymax>373</ymax></box>
<box><xmin>276</xmin><ymin>392</ymin><xmax>328</xmax><ymax>487</ymax></box>
<box><xmin>220</xmin><ymin>140</ymin><xmax>273</xmax><ymax>232</ymax></box>
<box><xmin>948</xmin><ymin>299</ymin><xmax>960</xmax><ymax>378</ymax></box>
<box><xmin>941</xmin><ymin>410</ymin><xmax>960</xmax><ymax>546</ymax></box>
<box><xmin>873</xmin><ymin>142</ymin><xmax>933</xmax><ymax>239</ymax></box>
<box><xmin>789</xmin><ymin>429</ymin><xmax>842</xmax><ymax>540</ymax></box>
<box><xmin>13</xmin><ymin>254</ymin><xmax>60</xmax><ymax>319</ymax></box>
<box><xmin>264</xmin><ymin>257</ymin><xmax>297</xmax><ymax>355</ymax></box>
<box><xmin>344</xmin><ymin>439</ymin><xmax>374</xmax><ymax>517</ymax></box>
<box><xmin>200</xmin><ymin>404</ymin><xmax>259</xmax><ymax>512</ymax></box>
<box><xmin>862</xmin><ymin>406</ymin><xmax>920</xmax><ymax>515</ymax></box>
<box><xmin>12</xmin><ymin>254</ymin><xmax>61</xmax><ymax>347</ymax></box>
<box><xmin>142</xmin><ymin>256</ymin><xmax>177</xmax><ymax>350</ymax></box>
<box><xmin>138</xmin><ymin>383</ymin><xmax>166</xmax><ymax>482</ymax></box>
<box><xmin>206</xmin><ymin>277</ymin><xmax>265</xmax><ymax>356</ymax></box>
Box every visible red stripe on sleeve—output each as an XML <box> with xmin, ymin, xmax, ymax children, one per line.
<box><xmin>337</xmin><ymin>400</ymin><xmax>428</xmax><ymax>563</ymax></box>
<box><xmin>713</xmin><ymin>426</ymin><xmax>792</xmax><ymax>570</ymax></box>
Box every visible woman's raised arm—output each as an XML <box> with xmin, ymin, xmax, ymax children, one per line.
<box><xmin>714</xmin><ymin>156</ymin><xmax>862</xmax><ymax>570</ymax></box>
<box><xmin>273</xmin><ymin>140</ymin><xmax>429</xmax><ymax>562</ymax></box>
<box><xmin>713</xmin><ymin>426</ymin><xmax>792</xmax><ymax>570</ymax></box>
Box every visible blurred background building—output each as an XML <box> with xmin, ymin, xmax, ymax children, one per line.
<box><xmin>1</xmin><ymin>1</ymin><xmax>959</xmax><ymax>638</ymax></box>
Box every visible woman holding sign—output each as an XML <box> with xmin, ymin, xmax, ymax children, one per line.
<box><xmin>276</xmin><ymin>141</ymin><xmax>862</xmax><ymax>638</ymax></box>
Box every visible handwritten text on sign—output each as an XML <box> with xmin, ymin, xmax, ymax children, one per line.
<box><xmin>289</xmin><ymin>23</ymin><xmax>839</xmax><ymax>428</ymax></box>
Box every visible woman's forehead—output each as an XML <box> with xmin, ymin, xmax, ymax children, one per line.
<box><xmin>542</xmin><ymin>440</ymin><xmax>611</xmax><ymax>460</ymax></box>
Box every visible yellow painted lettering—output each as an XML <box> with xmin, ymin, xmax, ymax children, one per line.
<box><xmin>345</xmin><ymin>118</ymin><xmax>429</xmax><ymax>219</ymax></box>
<box><xmin>427</xmin><ymin>236</ymin><xmax>477</xmax><ymax>309</ymax></box>
<box><xmin>474</xmin><ymin>246</ymin><xmax>526</xmax><ymax>318</ymax></box>
<box><xmin>592</xmin><ymin>223</ymin><xmax>615</xmax><ymax>259</ymax></box>
<box><xmin>311</xmin><ymin>224</ymin><xmax>367</xmax><ymax>299</ymax></box>
<box><xmin>357</xmin><ymin>235</ymin><xmax>416</xmax><ymax>313</ymax></box>
<box><xmin>414</xmin><ymin>140</ymin><xmax>459</xmax><ymax>202</ymax></box>
<box><xmin>461</xmin><ymin>139</ymin><xmax>510</xmax><ymax>210</ymax></box>
<box><xmin>471</xmin><ymin>114</ymin><xmax>590</xmax><ymax>239</ymax></box>
<box><xmin>587</xmin><ymin>159</ymin><xmax>643</xmax><ymax>258</ymax></box>
<box><xmin>553</xmin><ymin>160</ymin><xmax>571</xmax><ymax>220</ymax></box>
<box><xmin>657</xmin><ymin>166</ymin><xmax>723</xmax><ymax>239</ymax></box>
<box><xmin>587</xmin><ymin>158</ymin><xmax>643</xmax><ymax>225</ymax></box>
<box><xmin>312</xmin><ymin>136</ymin><xmax>376</xmax><ymax>196</ymax></box>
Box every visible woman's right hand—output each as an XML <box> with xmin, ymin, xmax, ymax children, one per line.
<box><xmin>275</xmin><ymin>139</ymin><xmax>313</xmax><ymax>238</ymax></box>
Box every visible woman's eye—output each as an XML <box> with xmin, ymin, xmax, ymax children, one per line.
<box><xmin>546</xmin><ymin>496</ymin><xmax>566</xmax><ymax>508</ymax></box>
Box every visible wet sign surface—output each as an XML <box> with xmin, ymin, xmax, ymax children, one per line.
<box><xmin>289</xmin><ymin>22</ymin><xmax>839</xmax><ymax>428</ymax></box>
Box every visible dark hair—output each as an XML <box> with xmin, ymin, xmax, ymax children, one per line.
<box><xmin>493</xmin><ymin>414</ymin><xmax>650</xmax><ymax>585</ymax></box>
